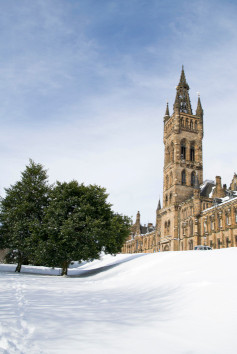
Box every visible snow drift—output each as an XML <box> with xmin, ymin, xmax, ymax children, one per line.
<box><xmin>0</xmin><ymin>248</ymin><xmax>236</xmax><ymax>353</ymax></box>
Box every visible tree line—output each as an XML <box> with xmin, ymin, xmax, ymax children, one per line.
<box><xmin>0</xmin><ymin>160</ymin><xmax>130</xmax><ymax>275</ymax></box>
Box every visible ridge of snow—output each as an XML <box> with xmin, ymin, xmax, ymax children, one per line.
<box><xmin>0</xmin><ymin>249</ymin><xmax>237</xmax><ymax>353</ymax></box>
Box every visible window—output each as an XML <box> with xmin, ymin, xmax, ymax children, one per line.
<box><xmin>171</xmin><ymin>143</ymin><xmax>174</xmax><ymax>162</ymax></box>
<box><xmin>165</xmin><ymin>195</ymin><xmax>168</xmax><ymax>206</ymax></box>
<box><xmin>189</xmin><ymin>240</ymin><xmax>193</xmax><ymax>250</ymax></box>
<box><xmin>170</xmin><ymin>172</ymin><xmax>173</xmax><ymax>186</ymax></box>
<box><xmin>204</xmin><ymin>220</ymin><xmax>207</xmax><ymax>233</ymax></box>
<box><xmin>186</xmin><ymin>118</ymin><xmax>189</xmax><ymax>128</ymax></box>
<box><xmin>211</xmin><ymin>218</ymin><xmax>215</xmax><ymax>231</ymax></box>
<box><xmin>226</xmin><ymin>214</ymin><xmax>229</xmax><ymax>225</ymax></box>
<box><xmin>181</xmin><ymin>141</ymin><xmax>186</xmax><ymax>160</ymax></box>
<box><xmin>166</xmin><ymin>146</ymin><xmax>170</xmax><ymax>164</ymax></box>
<box><xmin>190</xmin><ymin>120</ymin><xmax>193</xmax><ymax>130</ymax></box>
<box><xmin>169</xmin><ymin>193</ymin><xmax>172</xmax><ymax>203</ymax></box>
<box><xmin>217</xmin><ymin>239</ymin><xmax>221</xmax><ymax>249</ymax></box>
<box><xmin>189</xmin><ymin>219</ymin><xmax>193</xmax><ymax>237</ymax></box>
<box><xmin>166</xmin><ymin>175</ymin><xmax>169</xmax><ymax>189</ymax></box>
<box><xmin>182</xmin><ymin>225</ymin><xmax>185</xmax><ymax>236</ymax></box>
<box><xmin>190</xmin><ymin>144</ymin><xmax>195</xmax><ymax>161</ymax></box>
<box><xmin>181</xmin><ymin>170</ymin><xmax>186</xmax><ymax>185</ymax></box>
<box><xmin>195</xmin><ymin>121</ymin><xmax>197</xmax><ymax>130</ymax></box>
<box><xmin>191</xmin><ymin>171</ymin><xmax>195</xmax><ymax>186</ymax></box>
<box><xmin>167</xmin><ymin>220</ymin><xmax>170</xmax><ymax>233</ymax></box>
<box><xmin>218</xmin><ymin>216</ymin><xmax>222</xmax><ymax>228</ymax></box>
<box><xmin>235</xmin><ymin>209</ymin><xmax>237</xmax><ymax>223</ymax></box>
<box><xmin>167</xmin><ymin>147</ymin><xmax>170</xmax><ymax>163</ymax></box>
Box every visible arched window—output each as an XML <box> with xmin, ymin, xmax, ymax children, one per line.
<box><xmin>165</xmin><ymin>195</ymin><xmax>168</xmax><ymax>206</ymax></box>
<box><xmin>181</xmin><ymin>140</ymin><xmax>186</xmax><ymax>160</ymax></box>
<box><xmin>181</xmin><ymin>118</ymin><xmax>184</xmax><ymax>127</ymax></box>
<box><xmin>190</xmin><ymin>143</ymin><xmax>195</xmax><ymax>161</ymax></box>
<box><xmin>186</xmin><ymin>118</ymin><xmax>189</xmax><ymax>128</ymax></box>
<box><xmin>190</xmin><ymin>120</ymin><xmax>193</xmax><ymax>130</ymax></box>
<box><xmin>181</xmin><ymin>170</ymin><xmax>186</xmax><ymax>185</ymax></box>
<box><xmin>191</xmin><ymin>171</ymin><xmax>195</xmax><ymax>186</ymax></box>
<box><xmin>169</xmin><ymin>193</ymin><xmax>172</xmax><ymax>203</ymax></box>
<box><xmin>195</xmin><ymin>121</ymin><xmax>197</xmax><ymax>130</ymax></box>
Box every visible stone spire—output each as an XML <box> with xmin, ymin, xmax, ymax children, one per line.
<box><xmin>165</xmin><ymin>102</ymin><xmax>170</xmax><ymax>117</ymax></box>
<box><xmin>164</xmin><ymin>102</ymin><xmax>170</xmax><ymax>122</ymax></box>
<box><xmin>196</xmin><ymin>94</ymin><xmax>203</xmax><ymax>118</ymax></box>
<box><xmin>157</xmin><ymin>199</ymin><xmax>161</xmax><ymax>210</ymax></box>
<box><xmin>173</xmin><ymin>66</ymin><xmax>192</xmax><ymax>114</ymax></box>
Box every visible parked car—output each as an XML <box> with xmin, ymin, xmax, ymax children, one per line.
<box><xmin>194</xmin><ymin>245</ymin><xmax>212</xmax><ymax>250</ymax></box>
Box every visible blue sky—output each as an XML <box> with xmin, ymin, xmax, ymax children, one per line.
<box><xmin>0</xmin><ymin>0</ymin><xmax>237</xmax><ymax>224</ymax></box>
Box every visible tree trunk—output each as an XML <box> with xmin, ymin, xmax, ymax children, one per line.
<box><xmin>15</xmin><ymin>262</ymin><xmax>22</xmax><ymax>273</ymax></box>
<box><xmin>15</xmin><ymin>252</ymin><xmax>23</xmax><ymax>272</ymax></box>
<box><xmin>61</xmin><ymin>261</ymin><xmax>69</xmax><ymax>276</ymax></box>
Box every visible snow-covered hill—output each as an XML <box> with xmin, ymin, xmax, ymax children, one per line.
<box><xmin>0</xmin><ymin>248</ymin><xmax>236</xmax><ymax>354</ymax></box>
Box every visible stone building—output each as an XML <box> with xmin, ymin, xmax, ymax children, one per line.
<box><xmin>122</xmin><ymin>68</ymin><xmax>237</xmax><ymax>253</ymax></box>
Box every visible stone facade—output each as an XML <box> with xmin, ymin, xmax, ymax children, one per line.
<box><xmin>122</xmin><ymin>67</ymin><xmax>237</xmax><ymax>253</ymax></box>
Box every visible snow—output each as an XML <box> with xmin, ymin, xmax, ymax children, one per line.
<box><xmin>1</xmin><ymin>249</ymin><xmax>237</xmax><ymax>353</ymax></box>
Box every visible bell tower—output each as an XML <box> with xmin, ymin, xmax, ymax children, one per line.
<box><xmin>163</xmin><ymin>67</ymin><xmax>204</xmax><ymax>208</ymax></box>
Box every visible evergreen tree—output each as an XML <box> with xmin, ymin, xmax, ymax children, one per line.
<box><xmin>36</xmin><ymin>181</ymin><xmax>130</xmax><ymax>275</ymax></box>
<box><xmin>0</xmin><ymin>160</ymin><xmax>50</xmax><ymax>272</ymax></box>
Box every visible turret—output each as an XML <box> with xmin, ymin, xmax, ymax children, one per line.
<box><xmin>135</xmin><ymin>211</ymin><xmax>141</xmax><ymax>235</ymax></box>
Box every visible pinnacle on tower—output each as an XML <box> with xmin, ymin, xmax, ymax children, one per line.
<box><xmin>164</xmin><ymin>102</ymin><xmax>170</xmax><ymax>117</ymax></box>
<box><xmin>157</xmin><ymin>199</ymin><xmax>161</xmax><ymax>210</ymax></box>
<box><xmin>173</xmin><ymin>66</ymin><xmax>192</xmax><ymax>114</ymax></box>
<box><xmin>196</xmin><ymin>95</ymin><xmax>203</xmax><ymax>118</ymax></box>
<box><xmin>179</xmin><ymin>65</ymin><xmax>189</xmax><ymax>89</ymax></box>
<box><xmin>136</xmin><ymin>211</ymin><xmax>140</xmax><ymax>223</ymax></box>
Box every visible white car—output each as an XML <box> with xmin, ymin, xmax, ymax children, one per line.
<box><xmin>194</xmin><ymin>245</ymin><xmax>212</xmax><ymax>250</ymax></box>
